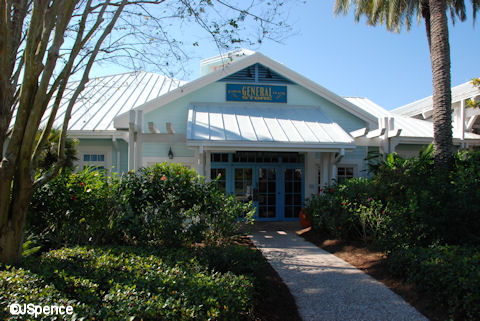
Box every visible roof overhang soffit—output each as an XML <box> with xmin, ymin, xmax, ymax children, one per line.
<box><xmin>186</xmin><ymin>140</ymin><xmax>356</xmax><ymax>152</ymax></box>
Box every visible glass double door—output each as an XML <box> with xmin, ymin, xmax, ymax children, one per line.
<box><xmin>234</xmin><ymin>166</ymin><xmax>303</xmax><ymax>220</ymax></box>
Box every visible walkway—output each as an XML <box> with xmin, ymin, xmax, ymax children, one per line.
<box><xmin>247</xmin><ymin>222</ymin><xmax>428</xmax><ymax>321</ymax></box>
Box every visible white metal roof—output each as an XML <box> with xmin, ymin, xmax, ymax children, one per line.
<box><xmin>114</xmin><ymin>52</ymin><xmax>378</xmax><ymax>129</ymax></box>
<box><xmin>345</xmin><ymin>97</ymin><xmax>480</xmax><ymax>141</ymax></box>
<box><xmin>392</xmin><ymin>81</ymin><xmax>480</xmax><ymax>117</ymax></box>
<box><xmin>41</xmin><ymin>71</ymin><xmax>185</xmax><ymax>131</ymax></box>
<box><xmin>186</xmin><ymin>103</ymin><xmax>355</xmax><ymax>149</ymax></box>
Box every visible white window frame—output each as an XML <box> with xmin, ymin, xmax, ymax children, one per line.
<box><xmin>335</xmin><ymin>159</ymin><xmax>362</xmax><ymax>184</ymax></box>
<box><xmin>76</xmin><ymin>146</ymin><xmax>112</xmax><ymax>173</ymax></box>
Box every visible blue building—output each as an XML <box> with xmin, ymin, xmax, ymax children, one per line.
<box><xmin>48</xmin><ymin>49</ymin><xmax>480</xmax><ymax>221</ymax></box>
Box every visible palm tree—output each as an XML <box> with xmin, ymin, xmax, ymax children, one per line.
<box><xmin>334</xmin><ymin>0</ymin><xmax>479</xmax><ymax>170</ymax></box>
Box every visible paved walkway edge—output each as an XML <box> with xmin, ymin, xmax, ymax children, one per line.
<box><xmin>248</xmin><ymin>223</ymin><xmax>428</xmax><ymax>321</ymax></box>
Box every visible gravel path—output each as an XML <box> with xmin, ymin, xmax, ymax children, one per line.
<box><xmin>247</xmin><ymin>222</ymin><xmax>428</xmax><ymax>321</ymax></box>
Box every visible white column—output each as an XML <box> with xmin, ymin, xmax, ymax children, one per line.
<box><xmin>461</xmin><ymin>99</ymin><xmax>466</xmax><ymax>143</ymax></box>
<box><xmin>321</xmin><ymin>153</ymin><xmax>329</xmax><ymax>187</ymax></box>
<box><xmin>329</xmin><ymin>153</ymin><xmax>337</xmax><ymax>185</ymax></box>
<box><xmin>112</xmin><ymin>135</ymin><xmax>120</xmax><ymax>172</ymax></box>
<box><xmin>194</xmin><ymin>146</ymin><xmax>205</xmax><ymax>176</ymax></box>
<box><xmin>305</xmin><ymin>152</ymin><xmax>316</xmax><ymax>198</ymax></box>
<box><xmin>128</xmin><ymin>110</ymin><xmax>135</xmax><ymax>171</ymax></box>
<box><xmin>205</xmin><ymin>151</ymin><xmax>211</xmax><ymax>181</ymax></box>
<box><xmin>135</xmin><ymin>110</ymin><xmax>143</xmax><ymax>170</ymax></box>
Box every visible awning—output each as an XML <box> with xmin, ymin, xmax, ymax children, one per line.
<box><xmin>186</xmin><ymin>103</ymin><xmax>355</xmax><ymax>150</ymax></box>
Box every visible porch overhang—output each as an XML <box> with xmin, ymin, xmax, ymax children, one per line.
<box><xmin>186</xmin><ymin>103</ymin><xmax>356</xmax><ymax>151</ymax></box>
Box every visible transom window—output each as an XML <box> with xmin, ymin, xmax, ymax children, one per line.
<box><xmin>211</xmin><ymin>153</ymin><xmax>229</xmax><ymax>162</ymax></box>
<box><xmin>211</xmin><ymin>152</ymin><xmax>304</xmax><ymax>164</ymax></box>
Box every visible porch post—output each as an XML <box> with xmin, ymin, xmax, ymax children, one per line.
<box><xmin>329</xmin><ymin>153</ymin><xmax>337</xmax><ymax>185</ymax></box>
<box><xmin>195</xmin><ymin>146</ymin><xmax>205</xmax><ymax>176</ymax></box>
<box><xmin>205</xmin><ymin>151</ymin><xmax>211</xmax><ymax>182</ymax></box>
<box><xmin>128</xmin><ymin>110</ymin><xmax>135</xmax><ymax>171</ymax></box>
<box><xmin>320</xmin><ymin>153</ymin><xmax>329</xmax><ymax>187</ymax></box>
<box><xmin>305</xmin><ymin>152</ymin><xmax>316</xmax><ymax>198</ymax></box>
<box><xmin>135</xmin><ymin>110</ymin><xmax>143</xmax><ymax>170</ymax></box>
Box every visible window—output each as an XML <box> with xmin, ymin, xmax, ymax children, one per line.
<box><xmin>83</xmin><ymin>154</ymin><xmax>104</xmax><ymax>162</ymax></box>
<box><xmin>210</xmin><ymin>168</ymin><xmax>226</xmax><ymax>193</ymax></box>
<box><xmin>82</xmin><ymin>153</ymin><xmax>106</xmax><ymax>171</ymax></box>
<box><xmin>337</xmin><ymin>166</ymin><xmax>355</xmax><ymax>184</ymax></box>
<box><xmin>211</xmin><ymin>153</ymin><xmax>229</xmax><ymax>162</ymax></box>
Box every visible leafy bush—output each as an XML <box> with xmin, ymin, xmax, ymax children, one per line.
<box><xmin>28</xmin><ymin>162</ymin><xmax>255</xmax><ymax>249</ymax></box>
<box><xmin>306</xmin><ymin>178</ymin><xmax>387</xmax><ymax>243</ymax></box>
<box><xmin>28</xmin><ymin>169</ymin><xmax>120</xmax><ymax>249</ymax></box>
<box><xmin>306</xmin><ymin>148</ymin><xmax>480</xmax><ymax>320</ymax></box>
<box><xmin>375</xmin><ymin>149</ymin><xmax>480</xmax><ymax>251</ymax></box>
<box><xmin>386</xmin><ymin>246</ymin><xmax>480</xmax><ymax>320</ymax></box>
<box><xmin>307</xmin><ymin>149</ymin><xmax>480</xmax><ymax>249</ymax></box>
<box><xmin>115</xmin><ymin>163</ymin><xmax>255</xmax><ymax>246</ymax></box>
<box><xmin>1</xmin><ymin>246</ymin><xmax>257</xmax><ymax>321</ymax></box>
<box><xmin>0</xmin><ymin>265</ymin><xmax>92</xmax><ymax>320</ymax></box>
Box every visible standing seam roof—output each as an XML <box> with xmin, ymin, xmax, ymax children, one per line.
<box><xmin>39</xmin><ymin>71</ymin><xmax>186</xmax><ymax>131</ymax></box>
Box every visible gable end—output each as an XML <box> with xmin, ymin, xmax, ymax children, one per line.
<box><xmin>219</xmin><ymin>63</ymin><xmax>294</xmax><ymax>85</ymax></box>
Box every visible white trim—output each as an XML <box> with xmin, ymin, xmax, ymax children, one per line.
<box><xmin>393</xmin><ymin>81</ymin><xmax>480</xmax><ymax>117</ymax></box>
<box><xmin>350</xmin><ymin>128</ymin><xmax>368</xmax><ymax>138</ymax></box>
<box><xmin>143</xmin><ymin>156</ymin><xmax>195</xmax><ymax>168</ymax></box>
<box><xmin>76</xmin><ymin>145</ymin><xmax>113</xmax><ymax>173</ymax></box>
<box><xmin>68</xmin><ymin>130</ymin><xmax>128</xmax><ymax>141</ymax></box>
<box><xmin>336</xmin><ymin>160</ymin><xmax>363</xmax><ymax>181</ymax></box>
<box><xmin>366</xmin><ymin>128</ymin><xmax>386</xmax><ymax>138</ymax></box>
<box><xmin>113</xmin><ymin>52</ymin><xmax>377</xmax><ymax>129</ymax></box>
<box><xmin>186</xmin><ymin>141</ymin><xmax>355</xmax><ymax>151</ymax></box>
<box><xmin>467</xmin><ymin>115</ymin><xmax>479</xmax><ymax>131</ymax></box>
<box><xmin>200</xmin><ymin>48</ymin><xmax>255</xmax><ymax>66</ymax></box>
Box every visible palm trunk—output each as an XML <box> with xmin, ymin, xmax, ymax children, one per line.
<box><xmin>428</xmin><ymin>0</ymin><xmax>453</xmax><ymax>171</ymax></box>
<box><xmin>421</xmin><ymin>0</ymin><xmax>431</xmax><ymax>51</ymax></box>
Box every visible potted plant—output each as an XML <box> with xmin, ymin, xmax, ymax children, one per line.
<box><xmin>299</xmin><ymin>208</ymin><xmax>311</xmax><ymax>228</ymax></box>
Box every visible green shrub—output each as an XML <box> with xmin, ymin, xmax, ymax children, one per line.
<box><xmin>195</xmin><ymin>245</ymin><xmax>267</xmax><ymax>282</ymax></box>
<box><xmin>375</xmin><ymin>149</ymin><xmax>480</xmax><ymax>251</ymax></box>
<box><xmin>28</xmin><ymin>169</ymin><xmax>120</xmax><ymax>249</ymax></box>
<box><xmin>115</xmin><ymin>162</ymin><xmax>254</xmax><ymax>246</ymax></box>
<box><xmin>28</xmin><ymin>163</ymin><xmax>255</xmax><ymax>249</ymax></box>
<box><xmin>306</xmin><ymin>149</ymin><xmax>480</xmax><ymax>320</ymax></box>
<box><xmin>1</xmin><ymin>246</ymin><xmax>256</xmax><ymax>321</ymax></box>
<box><xmin>386</xmin><ymin>245</ymin><xmax>480</xmax><ymax>320</ymax></box>
<box><xmin>306</xmin><ymin>178</ymin><xmax>387</xmax><ymax>243</ymax></box>
<box><xmin>308</xmin><ymin>149</ymin><xmax>480</xmax><ymax>250</ymax></box>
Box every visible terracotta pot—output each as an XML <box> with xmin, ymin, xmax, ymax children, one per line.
<box><xmin>299</xmin><ymin>208</ymin><xmax>311</xmax><ymax>228</ymax></box>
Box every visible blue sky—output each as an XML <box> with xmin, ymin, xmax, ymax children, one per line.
<box><xmin>254</xmin><ymin>1</ymin><xmax>480</xmax><ymax>110</ymax></box>
<box><xmin>93</xmin><ymin>1</ymin><xmax>480</xmax><ymax>111</ymax></box>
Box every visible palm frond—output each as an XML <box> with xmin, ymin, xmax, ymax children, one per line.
<box><xmin>334</xmin><ymin>0</ymin><xmax>478</xmax><ymax>31</ymax></box>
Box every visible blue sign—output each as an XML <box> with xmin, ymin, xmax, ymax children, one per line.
<box><xmin>226</xmin><ymin>84</ymin><xmax>287</xmax><ymax>103</ymax></box>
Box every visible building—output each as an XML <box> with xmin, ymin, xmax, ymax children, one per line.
<box><xmin>392</xmin><ymin>81</ymin><xmax>480</xmax><ymax>151</ymax></box>
<box><xmin>48</xmin><ymin>49</ymin><xmax>480</xmax><ymax>221</ymax></box>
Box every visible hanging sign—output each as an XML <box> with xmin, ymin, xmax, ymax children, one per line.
<box><xmin>226</xmin><ymin>84</ymin><xmax>287</xmax><ymax>103</ymax></box>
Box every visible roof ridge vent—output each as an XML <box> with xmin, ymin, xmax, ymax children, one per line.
<box><xmin>200</xmin><ymin>49</ymin><xmax>255</xmax><ymax>76</ymax></box>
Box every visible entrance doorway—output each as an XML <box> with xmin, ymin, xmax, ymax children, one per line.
<box><xmin>211</xmin><ymin>152</ymin><xmax>304</xmax><ymax>221</ymax></box>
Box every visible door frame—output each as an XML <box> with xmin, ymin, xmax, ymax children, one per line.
<box><xmin>211</xmin><ymin>159</ymin><xmax>304</xmax><ymax>221</ymax></box>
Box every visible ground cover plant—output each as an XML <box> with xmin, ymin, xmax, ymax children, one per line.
<box><xmin>305</xmin><ymin>147</ymin><xmax>480</xmax><ymax>320</ymax></box>
<box><xmin>1</xmin><ymin>245</ymin><xmax>258</xmax><ymax>320</ymax></box>
<box><xmin>3</xmin><ymin>163</ymin><xmax>301</xmax><ymax>320</ymax></box>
